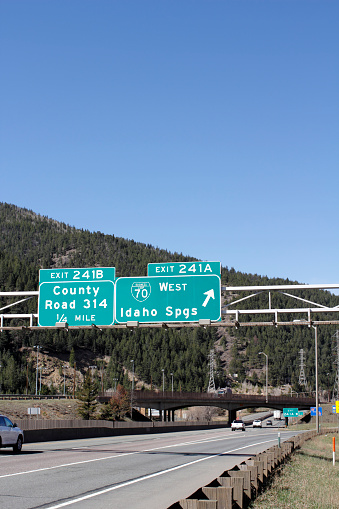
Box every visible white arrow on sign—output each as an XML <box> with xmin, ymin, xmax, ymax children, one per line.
<box><xmin>202</xmin><ymin>289</ymin><xmax>215</xmax><ymax>307</ymax></box>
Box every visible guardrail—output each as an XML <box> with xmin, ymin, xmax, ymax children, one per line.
<box><xmin>167</xmin><ymin>428</ymin><xmax>339</xmax><ymax>509</ymax></box>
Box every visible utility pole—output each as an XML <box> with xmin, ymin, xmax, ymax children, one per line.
<box><xmin>130</xmin><ymin>360</ymin><xmax>134</xmax><ymax>420</ymax></box>
<box><xmin>73</xmin><ymin>362</ymin><xmax>76</xmax><ymax>398</ymax></box>
<box><xmin>33</xmin><ymin>345</ymin><xmax>40</xmax><ymax>396</ymax></box>
<box><xmin>333</xmin><ymin>331</ymin><xmax>339</xmax><ymax>401</ymax></box>
<box><xmin>162</xmin><ymin>368</ymin><xmax>165</xmax><ymax>393</ymax></box>
<box><xmin>63</xmin><ymin>365</ymin><xmax>67</xmax><ymax>396</ymax></box>
<box><xmin>312</xmin><ymin>326</ymin><xmax>319</xmax><ymax>434</ymax></box>
<box><xmin>259</xmin><ymin>352</ymin><xmax>268</xmax><ymax>403</ymax></box>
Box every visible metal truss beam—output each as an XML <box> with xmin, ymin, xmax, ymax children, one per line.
<box><xmin>1</xmin><ymin>283</ymin><xmax>339</xmax><ymax>330</ymax></box>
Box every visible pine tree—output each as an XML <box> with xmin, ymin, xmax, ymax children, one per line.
<box><xmin>76</xmin><ymin>370</ymin><xmax>98</xmax><ymax>420</ymax></box>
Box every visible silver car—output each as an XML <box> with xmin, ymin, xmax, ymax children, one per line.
<box><xmin>0</xmin><ymin>415</ymin><xmax>24</xmax><ymax>453</ymax></box>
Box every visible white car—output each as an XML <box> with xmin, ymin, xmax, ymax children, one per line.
<box><xmin>0</xmin><ymin>415</ymin><xmax>24</xmax><ymax>453</ymax></box>
<box><xmin>252</xmin><ymin>419</ymin><xmax>262</xmax><ymax>428</ymax></box>
<box><xmin>231</xmin><ymin>419</ymin><xmax>246</xmax><ymax>431</ymax></box>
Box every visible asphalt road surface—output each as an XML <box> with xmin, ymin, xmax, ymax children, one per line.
<box><xmin>0</xmin><ymin>426</ymin><xmax>301</xmax><ymax>508</ymax></box>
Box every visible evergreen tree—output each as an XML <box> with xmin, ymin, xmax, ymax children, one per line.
<box><xmin>76</xmin><ymin>370</ymin><xmax>98</xmax><ymax>420</ymax></box>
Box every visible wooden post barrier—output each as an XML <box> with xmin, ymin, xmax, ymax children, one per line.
<box><xmin>257</xmin><ymin>453</ymin><xmax>268</xmax><ymax>477</ymax></box>
<box><xmin>246</xmin><ymin>459</ymin><xmax>264</xmax><ymax>483</ymax></box>
<box><xmin>266</xmin><ymin>451</ymin><xmax>275</xmax><ymax>470</ymax></box>
<box><xmin>240</xmin><ymin>463</ymin><xmax>258</xmax><ymax>492</ymax></box>
<box><xmin>202</xmin><ymin>486</ymin><xmax>233</xmax><ymax>509</ymax></box>
<box><xmin>170</xmin><ymin>431</ymin><xmax>336</xmax><ymax>509</ymax></box>
<box><xmin>228</xmin><ymin>469</ymin><xmax>251</xmax><ymax>500</ymax></box>
<box><xmin>179</xmin><ymin>500</ymin><xmax>217</xmax><ymax>509</ymax></box>
<box><xmin>269</xmin><ymin>446</ymin><xmax>278</xmax><ymax>465</ymax></box>
<box><xmin>218</xmin><ymin>476</ymin><xmax>244</xmax><ymax>508</ymax></box>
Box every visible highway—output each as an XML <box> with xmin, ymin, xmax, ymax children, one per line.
<box><xmin>0</xmin><ymin>425</ymin><xmax>301</xmax><ymax>508</ymax></box>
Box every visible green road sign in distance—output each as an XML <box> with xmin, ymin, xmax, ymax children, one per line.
<box><xmin>115</xmin><ymin>275</ymin><xmax>221</xmax><ymax>324</ymax></box>
<box><xmin>283</xmin><ymin>408</ymin><xmax>299</xmax><ymax>417</ymax></box>
<box><xmin>38</xmin><ymin>267</ymin><xmax>115</xmax><ymax>326</ymax></box>
<box><xmin>148</xmin><ymin>261</ymin><xmax>221</xmax><ymax>277</ymax></box>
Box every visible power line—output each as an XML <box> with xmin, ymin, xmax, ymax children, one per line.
<box><xmin>298</xmin><ymin>349</ymin><xmax>307</xmax><ymax>387</ymax></box>
<box><xmin>207</xmin><ymin>350</ymin><xmax>215</xmax><ymax>393</ymax></box>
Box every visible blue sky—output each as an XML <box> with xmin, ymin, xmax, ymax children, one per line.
<box><xmin>1</xmin><ymin>0</ymin><xmax>338</xmax><ymax>285</ymax></box>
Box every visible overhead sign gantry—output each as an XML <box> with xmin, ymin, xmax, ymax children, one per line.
<box><xmin>0</xmin><ymin>261</ymin><xmax>339</xmax><ymax>329</ymax></box>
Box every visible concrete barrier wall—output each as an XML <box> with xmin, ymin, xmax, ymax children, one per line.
<box><xmin>16</xmin><ymin>419</ymin><xmax>229</xmax><ymax>443</ymax></box>
<box><xmin>168</xmin><ymin>428</ymin><xmax>339</xmax><ymax>509</ymax></box>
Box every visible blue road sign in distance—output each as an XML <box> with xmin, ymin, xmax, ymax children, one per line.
<box><xmin>38</xmin><ymin>267</ymin><xmax>115</xmax><ymax>327</ymax></box>
<box><xmin>148</xmin><ymin>261</ymin><xmax>221</xmax><ymax>277</ymax></box>
<box><xmin>115</xmin><ymin>274</ymin><xmax>221</xmax><ymax>324</ymax></box>
<box><xmin>310</xmin><ymin>407</ymin><xmax>322</xmax><ymax>416</ymax></box>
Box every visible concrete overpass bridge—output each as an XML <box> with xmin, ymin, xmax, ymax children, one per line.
<box><xmin>98</xmin><ymin>390</ymin><xmax>316</xmax><ymax>425</ymax></box>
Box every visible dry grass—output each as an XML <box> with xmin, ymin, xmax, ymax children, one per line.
<box><xmin>250</xmin><ymin>434</ymin><xmax>339</xmax><ymax>509</ymax></box>
<box><xmin>0</xmin><ymin>399</ymin><xmax>79</xmax><ymax>420</ymax></box>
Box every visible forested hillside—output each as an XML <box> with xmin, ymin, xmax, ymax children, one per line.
<box><xmin>0</xmin><ymin>202</ymin><xmax>338</xmax><ymax>397</ymax></box>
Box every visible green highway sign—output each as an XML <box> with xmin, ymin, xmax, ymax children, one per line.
<box><xmin>39</xmin><ymin>267</ymin><xmax>115</xmax><ymax>283</ymax></box>
<box><xmin>38</xmin><ymin>267</ymin><xmax>115</xmax><ymax>327</ymax></box>
<box><xmin>283</xmin><ymin>408</ymin><xmax>299</xmax><ymax>417</ymax></box>
<box><xmin>115</xmin><ymin>275</ymin><xmax>221</xmax><ymax>324</ymax></box>
<box><xmin>148</xmin><ymin>261</ymin><xmax>221</xmax><ymax>277</ymax></box>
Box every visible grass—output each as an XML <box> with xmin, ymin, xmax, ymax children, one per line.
<box><xmin>250</xmin><ymin>434</ymin><xmax>339</xmax><ymax>509</ymax></box>
<box><xmin>0</xmin><ymin>399</ymin><xmax>79</xmax><ymax>420</ymax></box>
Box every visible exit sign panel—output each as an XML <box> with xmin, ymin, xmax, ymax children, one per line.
<box><xmin>148</xmin><ymin>261</ymin><xmax>221</xmax><ymax>277</ymax></box>
<box><xmin>115</xmin><ymin>274</ymin><xmax>221</xmax><ymax>324</ymax></box>
<box><xmin>283</xmin><ymin>408</ymin><xmax>299</xmax><ymax>417</ymax></box>
<box><xmin>38</xmin><ymin>267</ymin><xmax>115</xmax><ymax>326</ymax></box>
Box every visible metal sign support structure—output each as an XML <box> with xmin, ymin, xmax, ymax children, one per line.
<box><xmin>0</xmin><ymin>282</ymin><xmax>339</xmax><ymax>330</ymax></box>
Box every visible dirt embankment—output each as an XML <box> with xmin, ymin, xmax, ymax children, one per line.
<box><xmin>0</xmin><ymin>399</ymin><xmax>79</xmax><ymax>421</ymax></box>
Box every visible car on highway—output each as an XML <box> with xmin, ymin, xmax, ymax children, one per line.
<box><xmin>0</xmin><ymin>414</ymin><xmax>24</xmax><ymax>452</ymax></box>
<box><xmin>252</xmin><ymin>419</ymin><xmax>262</xmax><ymax>428</ymax></box>
<box><xmin>266</xmin><ymin>419</ymin><xmax>273</xmax><ymax>426</ymax></box>
<box><xmin>231</xmin><ymin>419</ymin><xmax>246</xmax><ymax>431</ymax></box>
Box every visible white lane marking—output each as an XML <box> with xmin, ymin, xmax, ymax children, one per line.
<box><xmin>0</xmin><ymin>431</ymin><xmax>285</xmax><ymax>481</ymax></box>
<box><xmin>45</xmin><ymin>440</ymin><xmax>276</xmax><ymax>508</ymax></box>
<box><xmin>0</xmin><ymin>450</ymin><xmax>138</xmax><ymax>479</ymax></box>
<box><xmin>0</xmin><ymin>433</ymin><xmax>236</xmax><ymax>479</ymax></box>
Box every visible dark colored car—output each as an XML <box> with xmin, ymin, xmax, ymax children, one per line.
<box><xmin>266</xmin><ymin>419</ymin><xmax>273</xmax><ymax>426</ymax></box>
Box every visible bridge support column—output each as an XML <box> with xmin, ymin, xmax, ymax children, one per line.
<box><xmin>171</xmin><ymin>409</ymin><xmax>175</xmax><ymax>422</ymax></box>
<box><xmin>228</xmin><ymin>409</ymin><xmax>237</xmax><ymax>427</ymax></box>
